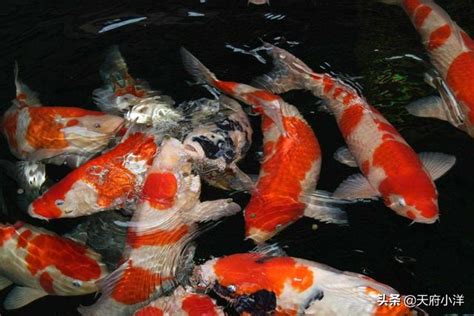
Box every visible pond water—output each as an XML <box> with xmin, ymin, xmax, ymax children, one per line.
<box><xmin>0</xmin><ymin>0</ymin><xmax>473</xmax><ymax>315</ymax></box>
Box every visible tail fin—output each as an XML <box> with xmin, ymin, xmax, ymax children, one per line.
<box><xmin>252</xmin><ymin>43</ymin><xmax>314</xmax><ymax>93</ymax></box>
<box><xmin>180</xmin><ymin>47</ymin><xmax>218</xmax><ymax>86</ymax></box>
<box><xmin>13</xmin><ymin>62</ymin><xmax>41</xmax><ymax>107</ymax></box>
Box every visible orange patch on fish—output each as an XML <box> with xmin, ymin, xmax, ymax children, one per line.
<box><xmin>373</xmin><ymin>140</ymin><xmax>437</xmax><ymax>219</ymax></box>
<box><xmin>428</xmin><ymin>24</ymin><xmax>452</xmax><ymax>51</ymax></box>
<box><xmin>2</xmin><ymin>111</ymin><xmax>19</xmax><ymax>151</ymax></box>
<box><xmin>403</xmin><ymin>0</ymin><xmax>422</xmax><ymax>15</ymax></box>
<box><xmin>142</xmin><ymin>172</ymin><xmax>178</xmax><ymax>209</ymax></box>
<box><xmin>30</xmin><ymin>132</ymin><xmax>157</xmax><ymax>218</ymax></box>
<box><xmin>339</xmin><ymin>105</ymin><xmax>364</xmax><ymax>138</ymax></box>
<box><xmin>25</xmin><ymin>107</ymin><xmax>105</xmax><ymax>150</ymax></box>
<box><xmin>214</xmin><ymin>254</ymin><xmax>313</xmax><ymax>296</ymax></box>
<box><xmin>214</xmin><ymin>81</ymin><xmax>238</xmax><ymax>96</ymax></box>
<box><xmin>127</xmin><ymin>225</ymin><xmax>189</xmax><ymax>248</ymax></box>
<box><xmin>343</xmin><ymin>93</ymin><xmax>355</xmax><ymax>106</ymax></box>
<box><xmin>245</xmin><ymin>116</ymin><xmax>320</xmax><ymax>234</ymax></box>
<box><xmin>182</xmin><ymin>294</ymin><xmax>219</xmax><ymax>316</ymax></box>
<box><xmin>0</xmin><ymin>226</ymin><xmax>16</xmax><ymax>246</ymax></box>
<box><xmin>323</xmin><ymin>75</ymin><xmax>334</xmax><ymax>94</ymax></box>
<box><xmin>135</xmin><ymin>306</ymin><xmax>164</xmax><ymax>316</ymax></box>
<box><xmin>17</xmin><ymin>229</ymin><xmax>32</xmax><ymax>248</ymax></box>
<box><xmin>414</xmin><ymin>5</ymin><xmax>432</xmax><ymax>29</ymax></box>
<box><xmin>39</xmin><ymin>272</ymin><xmax>55</xmax><ymax>294</ymax></box>
<box><xmin>111</xmin><ymin>264</ymin><xmax>168</xmax><ymax>305</ymax></box>
<box><xmin>332</xmin><ymin>87</ymin><xmax>344</xmax><ymax>99</ymax></box>
<box><xmin>446</xmin><ymin>52</ymin><xmax>474</xmax><ymax>124</ymax></box>
<box><xmin>25</xmin><ymin>234</ymin><xmax>102</xmax><ymax>281</ymax></box>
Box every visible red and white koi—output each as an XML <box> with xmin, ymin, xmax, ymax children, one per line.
<box><xmin>0</xmin><ymin>65</ymin><xmax>125</xmax><ymax>168</ymax></box>
<box><xmin>0</xmin><ymin>221</ymin><xmax>107</xmax><ymax>310</ymax></box>
<box><xmin>28</xmin><ymin>130</ymin><xmax>158</xmax><ymax>219</ymax></box>
<box><xmin>192</xmin><ymin>252</ymin><xmax>412</xmax><ymax>316</ymax></box>
<box><xmin>253</xmin><ymin>43</ymin><xmax>456</xmax><ymax>223</ymax></box>
<box><xmin>181</xmin><ymin>48</ymin><xmax>348</xmax><ymax>244</ymax></box>
<box><xmin>134</xmin><ymin>287</ymin><xmax>225</xmax><ymax>316</ymax></box>
<box><xmin>78</xmin><ymin>137</ymin><xmax>240</xmax><ymax>316</ymax></box>
<box><xmin>382</xmin><ymin>0</ymin><xmax>474</xmax><ymax>138</ymax></box>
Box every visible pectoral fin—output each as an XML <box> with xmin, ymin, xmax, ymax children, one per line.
<box><xmin>4</xmin><ymin>286</ymin><xmax>48</xmax><ymax>310</ymax></box>
<box><xmin>406</xmin><ymin>96</ymin><xmax>448</xmax><ymax>121</ymax></box>
<box><xmin>419</xmin><ymin>152</ymin><xmax>456</xmax><ymax>180</ymax></box>
<box><xmin>333</xmin><ymin>174</ymin><xmax>380</xmax><ymax>200</ymax></box>
<box><xmin>333</xmin><ymin>147</ymin><xmax>358</xmax><ymax>167</ymax></box>
<box><xmin>0</xmin><ymin>276</ymin><xmax>13</xmax><ymax>290</ymax></box>
<box><xmin>301</xmin><ymin>190</ymin><xmax>350</xmax><ymax>225</ymax></box>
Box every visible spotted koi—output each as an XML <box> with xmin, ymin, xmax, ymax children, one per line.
<box><xmin>78</xmin><ymin>138</ymin><xmax>240</xmax><ymax>315</ymax></box>
<box><xmin>252</xmin><ymin>43</ymin><xmax>456</xmax><ymax>223</ymax></box>
<box><xmin>382</xmin><ymin>0</ymin><xmax>474</xmax><ymax>138</ymax></box>
<box><xmin>192</xmin><ymin>252</ymin><xmax>411</xmax><ymax>315</ymax></box>
<box><xmin>181</xmin><ymin>48</ymin><xmax>348</xmax><ymax>244</ymax></box>
<box><xmin>0</xmin><ymin>222</ymin><xmax>107</xmax><ymax>310</ymax></box>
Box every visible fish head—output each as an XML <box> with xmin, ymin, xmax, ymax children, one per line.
<box><xmin>76</xmin><ymin>113</ymin><xmax>125</xmax><ymax>136</ymax></box>
<box><xmin>28</xmin><ymin>178</ymin><xmax>99</xmax><ymax>219</ymax></box>
<box><xmin>385</xmin><ymin>193</ymin><xmax>438</xmax><ymax>224</ymax></box>
<box><xmin>125</xmin><ymin>98</ymin><xmax>181</xmax><ymax>126</ymax></box>
<box><xmin>38</xmin><ymin>236</ymin><xmax>108</xmax><ymax>295</ymax></box>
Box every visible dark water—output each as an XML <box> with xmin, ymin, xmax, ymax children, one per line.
<box><xmin>1</xmin><ymin>0</ymin><xmax>474</xmax><ymax>315</ymax></box>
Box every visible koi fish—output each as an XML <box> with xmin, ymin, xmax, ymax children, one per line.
<box><xmin>381</xmin><ymin>0</ymin><xmax>474</xmax><ymax>138</ymax></box>
<box><xmin>28</xmin><ymin>130</ymin><xmax>158</xmax><ymax>219</ymax></box>
<box><xmin>78</xmin><ymin>137</ymin><xmax>240</xmax><ymax>316</ymax></box>
<box><xmin>180</xmin><ymin>95</ymin><xmax>254</xmax><ymax>191</ymax></box>
<box><xmin>181</xmin><ymin>48</ymin><xmax>348</xmax><ymax>244</ymax></box>
<box><xmin>0</xmin><ymin>221</ymin><xmax>108</xmax><ymax>310</ymax></box>
<box><xmin>253</xmin><ymin>43</ymin><xmax>456</xmax><ymax>223</ymax></box>
<box><xmin>0</xmin><ymin>65</ymin><xmax>125</xmax><ymax>168</ymax></box>
<box><xmin>191</xmin><ymin>252</ymin><xmax>412</xmax><ymax>315</ymax></box>
<box><xmin>134</xmin><ymin>287</ymin><xmax>225</xmax><ymax>316</ymax></box>
<box><xmin>93</xmin><ymin>46</ymin><xmax>177</xmax><ymax>120</ymax></box>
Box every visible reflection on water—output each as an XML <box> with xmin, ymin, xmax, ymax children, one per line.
<box><xmin>1</xmin><ymin>0</ymin><xmax>474</xmax><ymax>315</ymax></box>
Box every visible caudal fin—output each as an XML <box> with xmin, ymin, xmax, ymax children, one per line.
<box><xmin>252</xmin><ymin>43</ymin><xmax>314</xmax><ymax>93</ymax></box>
<box><xmin>180</xmin><ymin>47</ymin><xmax>218</xmax><ymax>87</ymax></box>
<box><xmin>13</xmin><ymin>63</ymin><xmax>41</xmax><ymax>107</ymax></box>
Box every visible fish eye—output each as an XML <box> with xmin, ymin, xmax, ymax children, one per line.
<box><xmin>94</xmin><ymin>123</ymin><xmax>101</xmax><ymax>128</ymax></box>
<box><xmin>55</xmin><ymin>200</ymin><xmax>64</xmax><ymax>206</ymax></box>
<box><xmin>72</xmin><ymin>280</ymin><xmax>82</xmax><ymax>287</ymax></box>
<box><xmin>398</xmin><ymin>198</ymin><xmax>406</xmax><ymax>207</ymax></box>
<box><xmin>227</xmin><ymin>285</ymin><xmax>236</xmax><ymax>293</ymax></box>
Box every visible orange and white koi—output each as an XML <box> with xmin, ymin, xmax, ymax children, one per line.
<box><xmin>134</xmin><ymin>287</ymin><xmax>225</xmax><ymax>316</ymax></box>
<box><xmin>381</xmin><ymin>0</ymin><xmax>474</xmax><ymax>138</ymax></box>
<box><xmin>0</xmin><ymin>221</ymin><xmax>107</xmax><ymax>310</ymax></box>
<box><xmin>28</xmin><ymin>130</ymin><xmax>158</xmax><ymax>219</ymax></box>
<box><xmin>254</xmin><ymin>43</ymin><xmax>456</xmax><ymax>223</ymax></box>
<box><xmin>192</xmin><ymin>252</ymin><xmax>412</xmax><ymax>315</ymax></box>
<box><xmin>78</xmin><ymin>137</ymin><xmax>240</xmax><ymax>316</ymax></box>
<box><xmin>181</xmin><ymin>48</ymin><xmax>348</xmax><ymax>244</ymax></box>
<box><xmin>0</xmin><ymin>65</ymin><xmax>125</xmax><ymax>168</ymax></box>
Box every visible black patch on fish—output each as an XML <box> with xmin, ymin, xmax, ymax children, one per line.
<box><xmin>192</xmin><ymin>133</ymin><xmax>236</xmax><ymax>163</ymax></box>
<box><xmin>234</xmin><ymin>290</ymin><xmax>277</xmax><ymax>315</ymax></box>
<box><xmin>216</xmin><ymin>118</ymin><xmax>243</xmax><ymax>132</ymax></box>
<box><xmin>255</xmin><ymin>256</ymin><xmax>275</xmax><ymax>264</ymax></box>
